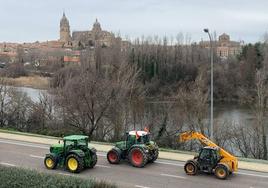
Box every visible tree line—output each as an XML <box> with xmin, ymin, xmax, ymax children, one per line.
<box><xmin>1</xmin><ymin>35</ymin><xmax>267</xmax><ymax>160</ymax></box>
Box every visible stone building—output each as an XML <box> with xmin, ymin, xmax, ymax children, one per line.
<box><xmin>59</xmin><ymin>13</ymin><xmax>121</xmax><ymax>48</ymax></box>
<box><xmin>200</xmin><ymin>33</ymin><xmax>242</xmax><ymax>59</ymax></box>
<box><xmin>59</xmin><ymin>12</ymin><xmax>71</xmax><ymax>43</ymax></box>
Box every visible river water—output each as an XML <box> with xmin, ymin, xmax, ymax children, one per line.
<box><xmin>18</xmin><ymin>86</ymin><xmax>254</xmax><ymax>127</ymax></box>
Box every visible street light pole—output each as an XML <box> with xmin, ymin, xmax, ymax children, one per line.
<box><xmin>204</xmin><ymin>28</ymin><xmax>214</xmax><ymax>140</ymax></box>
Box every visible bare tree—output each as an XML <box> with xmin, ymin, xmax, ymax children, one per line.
<box><xmin>176</xmin><ymin>72</ymin><xmax>209</xmax><ymax>134</ymax></box>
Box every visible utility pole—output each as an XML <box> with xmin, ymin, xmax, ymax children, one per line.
<box><xmin>203</xmin><ymin>28</ymin><xmax>214</xmax><ymax>140</ymax></box>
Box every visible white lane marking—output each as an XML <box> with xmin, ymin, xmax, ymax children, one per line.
<box><xmin>0</xmin><ymin>162</ymin><xmax>16</xmax><ymax>167</ymax></box>
<box><xmin>0</xmin><ymin>140</ymin><xmax>47</xmax><ymax>149</ymax></box>
<box><xmin>237</xmin><ymin>172</ymin><xmax>268</xmax><ymax>178</ymax></box>
<box><xmin>135</xmin><ymin>185</ymin><xmax>151</xmax><ymax>188</ymax></box>
<box><xmin>96</xmin><ymin>164</ymin><xmax>111</xmax><ymax>168</ymax></box>
<box><xmin>155</xmin><ymin>161</ymin><xmax>184</xmax><ymax>167</ymax></box>
<box><xmin>97</xmin><ymin>153</ymin><xmax>106</xmax><ymax>157</ymax></box>
<box><xmin>160</xmin><ymin>173</ymin><xmax>186</xmax><ymax>179</ymax></box>
<box><xmin>58</xmin><ymin>172</ymin><xmax>72</xmax><ymax>176</ymax></box>
<box><xmin>30</xmin><ymin>155</ymin><xmax>44</xmax><ymax>159</ymax></box>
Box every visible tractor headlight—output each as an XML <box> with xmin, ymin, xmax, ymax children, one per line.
<box><xmin>145</xmin><ymin>149</ymin><xmax>149</xmax><ymax>153</ymax></box>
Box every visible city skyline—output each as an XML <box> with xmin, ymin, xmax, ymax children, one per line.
<box><xmin>1</xmin><ymin>0</ymin><xmax>268</xmax><ymax>43</ymax></box>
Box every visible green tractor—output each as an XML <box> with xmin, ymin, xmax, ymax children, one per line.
<box><xmin>107</xmin><ymin>130</ymin><xmax>158</xmax><ymax>167</ymax></box>
<box><xmin>44</xmin><ymin>135</ymin><xmax>97</xmax><ymax>173</ymax></box>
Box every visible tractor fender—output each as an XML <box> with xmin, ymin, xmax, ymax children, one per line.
<box><xmin>186</xmin><ymin>159</ymin><xmax>199</xmax><ymax>168</ymax></box>
<box><xmin>89</xmin><ymin>147</ymin><xmax>97</xmax><ymax>155</ymax></box>
<box><xmin>46</xmin><ymin>153</ymin><xmax>58</xmax><ymax>158</ymax></box>
<box><xmin>68</xmin><ymin>149</ymin><xmax>85</xmax><ymax>158</ymax></box>
<box><xmin>216</xmin><ymin>162</ymin><xmax>230</xmax><ymax>172</ymax></box>
<box><xmin>129</xmin><ymin>145</ymin><xmax>148</xmax><ymax>153</ymax></box>
<box><xmin>111</xmin><ymin>147</ymin><xmax>122</xmax><ymax>157</ymax></box>
<box><xmin>46</xmin><ymin>153</ymin><xmax>59</xmax><ymax>161</ymax></box>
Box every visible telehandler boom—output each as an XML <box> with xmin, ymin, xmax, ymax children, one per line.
<box><xmin>179</xmin><ymin>131</ymin><xmax>238</xmax><ymax>179</ymax></box>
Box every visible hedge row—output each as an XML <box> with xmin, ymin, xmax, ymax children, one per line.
<box><xmin>0</xmin><ymin>165</ymin><xmax>116</xmax><ymax>188</ymax></box>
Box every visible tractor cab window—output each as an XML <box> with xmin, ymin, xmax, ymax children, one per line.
<box><xmin>199</xmin><ymin>149</ymin><xmax>212</xmax><ymax>160</ymax></box>
<box><xmin>141</xmin><ymin>135</ymin><xmax>150</xmax><ymax>144</ymax></box>
<box><xmin>64</xmin><ymin>140</ymin><xmax>75</xmax><ymax>151</ymax></box>
<box><xmin>127</xmin><ymin>135</ymin><xmax>136</xmax><ymax>146</ymax></box>
<box><xmin>65</xmin><ymin>140</ymin><xmax>74</xmax><ymax>147</ymax></box>
<box><xmin>77</xmin><ymin>139</ymin><xmax>87</xmax><ymax>146</ymax></box>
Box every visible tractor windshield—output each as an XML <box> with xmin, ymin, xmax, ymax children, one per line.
<box><xmin>77</xmin><ymin>139</ymin><xmax>87</xmax><ymax>146</ymax></box>
<box><xmin>141</xmin><ymin>135</ymin><xmax>150</xmax><ymax>144</ymax></box>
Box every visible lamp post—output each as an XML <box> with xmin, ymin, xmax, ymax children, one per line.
<box><xmin>204</xmin><ymin>28</ymin><xmax>214</xmax><ymax>140</ymax></box>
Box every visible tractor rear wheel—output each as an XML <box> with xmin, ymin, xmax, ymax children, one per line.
<box><xmin>184</xmin><ymin>161</ymin><xmax>198</xmax><ymax>175</ymax></box>
<box><xmin>66</xmin><ymin>154</ymin><xmax>84</xmax><ymax>173</ymax></box>
<box><xmin>215</xmin><ymin>164</ymin><xmax>229</xmax><ymax>180</ymax></box>
<box><xmin>151</xmin><ymin>149</ymin><xmax>159</xmax><ymax>162</ymax></box>
<box><xmin>89</xmin><ymin>152</ymin><xmax>97</xmax><ymax>168</ymax></box>
<box><xmin>44</xmin><ymin>154</ymin><xmax>57</xmax><ymax>169</ymax></box>
<box><xmin>107</xmin><ymin>149</ymin><xmax>121</xmax><ymax>164</ymax></box>
<box><xmin>129</xmin><ymin>147</ymin><xmax>148</xmax><ymax>168</ymax></box>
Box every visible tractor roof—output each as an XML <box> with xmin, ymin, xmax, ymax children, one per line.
<box><xmin>63</xmin><ymin>135</ymin><xmax>88</xmax><ymax>141</ymax></box>
<box><xmin>203</xmin><ymin>146</ymin><xmax>219</xmax><ymax>150</ymax></box>
<box><xmin>128</xmin><ymin>131</ymin><xmax>149</xmax><ymax>136</ymax></box>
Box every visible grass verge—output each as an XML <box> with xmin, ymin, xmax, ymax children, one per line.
<box><xmin>0</xmin><ymin>165</ymin><xmax>116</xmax><ymax>188</ymax></box>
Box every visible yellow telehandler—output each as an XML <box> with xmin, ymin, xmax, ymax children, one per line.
<box><xmin>179</xmin><ymin>131</ymin><xmax>238</xmax><ymax>179</ymax></box>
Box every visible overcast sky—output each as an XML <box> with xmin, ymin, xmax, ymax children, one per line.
<box><xmin>0</xmin><ymin>0</ymin><xmax>268</xmax><ymax>43</ymax></box>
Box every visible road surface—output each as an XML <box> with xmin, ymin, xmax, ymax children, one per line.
<box><xmin>0</xmin><ymin>138</ymin><xmax>268</xmax><ymax>188</ymax></box>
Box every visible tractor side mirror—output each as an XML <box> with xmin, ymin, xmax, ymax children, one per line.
<box><xmin>58</xmin><ymin>139</ymin><xmax>63</xmax><ymax>144</ymax></box>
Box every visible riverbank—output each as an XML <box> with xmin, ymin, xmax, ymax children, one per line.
<box><xmin>1</xmin><ymin>76</ymin><xmax>50</xmax><ymax>89</ymax></box>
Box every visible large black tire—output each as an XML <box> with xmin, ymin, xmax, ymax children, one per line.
<box><xmin>215</xmin><ymin>164</ymin><xmax>229</xmax><ymax>180</ymax></box>
<box><xmin>149</xmin><ymin>149</ymin><xmax>159</xmax><ymax>163</ymax></box>
<box><xmin>184</xmin><ymin>160</ymin><xmax>198</xmax><ymax>175</ymax></box>
<box><xmin>107</xmin><ymin>149</ymin><xmax>121</xmax><ymax>164</ymax></box>
<box><xmin>89</xmin><ymin>152</ymin><xmax>97</xmax><ymax>168</ymax></box>
<box><xmin>128</xmin><ymin>147</ymin><xmax>148</xmax><ymax>168</ymax></box>
<box><xmin>44</xmin><ymin>154</ymin><xmax>57</xmax><ymax>170</ymax></box>
<box><xmin>66</xmin><ymin>154</ymin><xmax>84</xmax><ymax>173</ymax></box>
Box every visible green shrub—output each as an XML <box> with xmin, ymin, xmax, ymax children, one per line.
<box><xmin>0</xmin><ymin>165</ymin><xmax>116</xmax><ymax>188</ymax></box>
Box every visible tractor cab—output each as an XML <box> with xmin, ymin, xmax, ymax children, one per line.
<box><xmin>126</xmin><ymin>131</ymin><xmax>150</xmax><ymax>147</ymax></box>
<box><xmin>197</xmin><ymin>146</ymin><xmax>221</xmax><ymax>173</ymax></box>
<box><xmin>63</xmin><ymin>135</ymin><xmax>89</xmax><ymax>152</ymax></box>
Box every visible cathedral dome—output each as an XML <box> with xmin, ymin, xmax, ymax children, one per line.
<box><xmin>92</xmin><ymin>18</ymin><xmax>101</xmax><ymax>32</ymax></box>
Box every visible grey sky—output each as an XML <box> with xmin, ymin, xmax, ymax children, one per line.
<box><xmin>0</xmin><ymin>0</ymin><xmax>268</xmax><ymax>43</ymax></box>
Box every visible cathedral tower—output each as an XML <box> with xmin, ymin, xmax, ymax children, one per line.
<box><xmin>60</xmin><ymin>12</ymin><xmax>71</xmax><ymax>42</ymax></box>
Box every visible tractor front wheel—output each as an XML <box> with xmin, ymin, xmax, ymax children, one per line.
<box><xmin>44</xmin><ymin>154</ymin><xmax>57</xmax><ymax>169</ymax></box>
<box><xmin>66</xmin><ymin>154</ymin><xmax>84</xmax><ymax>173</ymax></box>
<box><xmin>184</xmin><ymin>161</ymin><xmax>198</xmax><ymax>175</ymax></box>
<box><xmin>107</xmin><ymin>149</ymin><xmax>121</xmax><ymax>164</ymax></box>
<box><xmin>129</xmin><ymin>147</ymin><xmax>148</xmax><ymax>168</ymax></box>
<box><xmin>215</xmin><ymin>164</ymin><xmax>229</xmax><ymax>179</ymax></box>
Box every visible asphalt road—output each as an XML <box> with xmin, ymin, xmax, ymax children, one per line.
<box><xmin>0</xmin><ymin>138</ymin><xmax>268</xmax><ymax>188</ymax></box>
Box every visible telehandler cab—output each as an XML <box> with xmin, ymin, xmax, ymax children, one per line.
<box><xmin>179</xmin><ymin>131</ymin><xmax>238</xmax><ymax>179</ymax></box>
<box><xmin>44</xmin><ymin>135</ymin><xmax>97</xmax><ymax>173</ymax></box>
